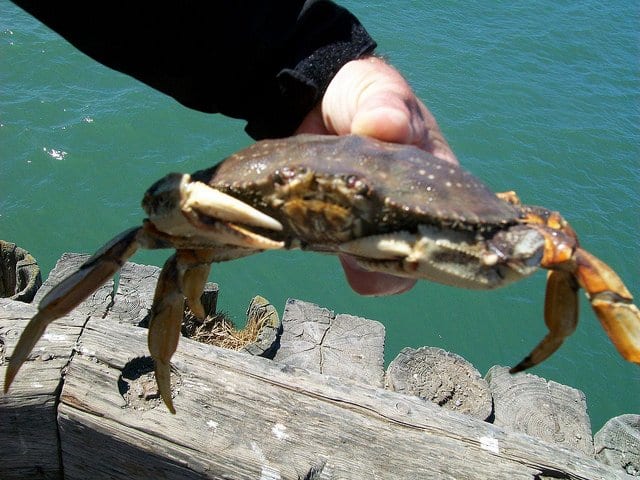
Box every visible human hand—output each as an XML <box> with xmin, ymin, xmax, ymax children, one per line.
<box><xmin>295</xmin><ymin>56</ymin><xmax>458</xmax><ymax>296</ymax></box>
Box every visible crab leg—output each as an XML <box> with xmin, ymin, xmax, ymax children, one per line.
<box><xmin>574</xmin><ymin>248</ymin><xmax>640</xmax><ymax>364</ymax></box>
<box><xmin>510</xmin><ymin>270</ymin><xmax>580</xmax><ymax>372</ymax></box>
<box><xmin>4</xmin><ymin>226</ymin><xmax>144</xmax><ymax>392</ymax></box>
<box><xmin>147</xmin><ymin>249</ymin><xmax>216</xmax><ymax>413</ymax></box>
<box><xmin>511</xmin><ymin>224</ymin><xmax>640</xmax><ymax>372</ymax></box>
<box><xmin>147</xmin><ymin>253</ymin><xmax>184</xmax><ymax>414</ymax></box>
<box><xmin>182</xmin><ymin>261</ymin><xmax>212</xmax><ymax>320</ymax></box>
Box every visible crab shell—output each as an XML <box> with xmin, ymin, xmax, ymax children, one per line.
<box><xmin>5</xmin><ymin>134</ymin><xmax>639</xmax><ymax>414</ymax></box>
<box><xmin>197</xmin><ymin>134</ymin><xmax>520</xmax><ymax>239</ymax></box>
<box><xmin>178</xmin><ymin>135</ymin><xmax>545</xmax><ymax>290</ymax></box>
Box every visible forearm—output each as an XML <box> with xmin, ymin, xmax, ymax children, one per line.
<box><xmin>10</xmin><ymin>0</ymin><xmax>376</xmax><ymax>139</ymax></box>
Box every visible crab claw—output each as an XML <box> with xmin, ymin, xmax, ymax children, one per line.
<box><xmin>144</xmin><ymin>173</ymin><xmax>283</xmax><ymax>239</ymax></box>
<box><xmin>184</xmin><ymin>179</ymin><xmax>282</xmax><ymax>231</ymax></box>
<box><xmin>4</xmin><ymin>227</ymin><xmax>143</xmax><ymax>393</ymax></box>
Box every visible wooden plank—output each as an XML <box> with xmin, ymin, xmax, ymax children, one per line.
<box><xmin>485</xmin><ymin>365</ymin><xmax>594</xmax><ymax>456</ymax></box>
<box><xmin>0</xmin><ymin>253</ymin><xmax>114</xmax><ymax>480</ymax></box>
<box><xmin>274</xmin><ymin>298</ymin><xmax>385</xmax><ymax>388</ymax></box>
<box><xmin>0</xmin><ymin>299</ymin><xmax>82</xmax><ymax>480</ymax></box>
<box><xmin>109</xmin><ymin>261</ymin><xmax>161</xmax><ymax>326</ymax></box>
<box><xmin>57</xmin><ymin>316</ymin><xmax>622</xmax><ymax>480</ymax></box>
<box><xmin>1</xmin><ymin>255</ymin><xmax>627</xmax><ymax>479</ymax></box>
<box><xmin>240</xmin><ymin>295</ymin><xmax>282</xmax><ymax>358</ymax></box>
<box><xmin>110</xmin><ymin>262</ymin><xmax>219</xmax><ymax>328</ymax></box>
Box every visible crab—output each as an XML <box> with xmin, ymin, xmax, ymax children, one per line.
<box><xmin>4</xmin><ymin>134</ymin><xmax>639</xmax><ymax>413</ymax></box>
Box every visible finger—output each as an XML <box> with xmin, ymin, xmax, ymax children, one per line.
<box><xmin>319</xmin><ymin>57</ymin><xmax>458</xmax><ymax>164</ymax></box>
<box><xmin>350</xmin><ymin>92</ymin><xmax>414</xmax><ymax>144</ymax></box>
<box><xmin>339</xmin><ymin>255</ymin><xmax>416</xmax><ymax>296</ymax></box>
<box><xmin>294</xmin><ymin>103</ymin><xmax>330</xmax><ymax>135</ymax></box>
<box><xmin>412</xmin><ymin>102</ymin><xmax>458</xmax><ymax>165</ymax></box>
<box><xmin>345</xmin><ymin>64</ymin><xmax>458</xmax><ymax>164</ymax></box>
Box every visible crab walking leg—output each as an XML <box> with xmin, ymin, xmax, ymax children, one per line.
<box><xmin>4</xmin><ymin>226</ymin><xmax>143</xmax><ymax>392</ymax></box>
<box><xmin>179</xmin><ymin>250</ymin><xmax>214</xmax><ymax>320</ymax></box>
<box><xmin>147</xmin><ymin>253</ymin><xmax>184</xmax><ymax>414</ymax></box>
<box><xmin>495</xmin><ymin>190</ymin><xmax>522</xmax><ymax>205</ymax></box>
<box><xmin>147</xmin><ymin>248</ymin><xmax>218</xmax><ymax>413</ymax></box>
<box><xmin>574</xmin><ymin>248</ymin><xmax>640</xmax><ymax>364</ymax></box>
<box><xmin>181</xmin><ymin>264</ymin><xmax>210</xmax><ymax>320</ymax></box>
<box><xmin>510</xmin><ymin>270</ymin><xmax>579</xmax><ymax>373</ymax></box>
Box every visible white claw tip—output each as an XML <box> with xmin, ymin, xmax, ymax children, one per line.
<box><xmin>482</xmin><ymin>252</ymin><xmax>499</xmax><ymax>266</ymax></box>
<box><xmin>185</xmin><ymin>182</ymin><xmax>283</xmax><ymax>231</ymax></box>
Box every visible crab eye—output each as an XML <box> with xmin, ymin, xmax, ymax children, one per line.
<box><xmin>273</xmin><ymin>167</ymin><xmax>297</xmax><ymax>184</ymax></box>
<box><xmin>345</xmin><ymin>175</ymin><xmax>367</xmax><ymax>194</ymax></box>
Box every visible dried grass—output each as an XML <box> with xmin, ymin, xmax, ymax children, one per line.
<box><xmin>182</xmin><ymin>310</ymin><xmax>263</xmax><ymax>351</ymax></box>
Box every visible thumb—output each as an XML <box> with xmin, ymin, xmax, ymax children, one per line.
<box><xmin>321</xmin><ymin>56</ymin><xmax>458</xmax><ymax>164</ymax></box>
<box><xmin>350</xmin><ymin>90</ymin><xmax>415</xmax><ymax>145</ymax></box>
<box><xmin>321</xmin><ymin>56</ymin><xmax>413</xmax><ymax>141</ymax></box>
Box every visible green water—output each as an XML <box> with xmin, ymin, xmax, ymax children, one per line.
<box><xmin>1</xmin><ymin>1</ymin><xmax>638</xmax><ymax>430</ymax></box>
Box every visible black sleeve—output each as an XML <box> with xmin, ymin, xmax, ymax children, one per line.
<box><xmin>10</xmin><ymin>1</ymin><xmax>377</xmax><ymax>139</ymax></box>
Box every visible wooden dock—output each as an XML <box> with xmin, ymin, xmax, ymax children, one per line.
<box><xmin>0</xmin><ymin>252</ymin><xmax>637</xmax><ymax>479</ymax></box>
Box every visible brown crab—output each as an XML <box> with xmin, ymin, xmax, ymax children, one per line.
<box><xmin>5</xmin><ymin>134</ymin><xmax>639</xmax><ymax>413</ymax></box>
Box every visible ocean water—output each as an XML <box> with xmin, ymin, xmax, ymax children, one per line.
<box><xmin>1</xmin><ymin>0</ymin><xmax>638</xmax><ymax>431</ymax></box>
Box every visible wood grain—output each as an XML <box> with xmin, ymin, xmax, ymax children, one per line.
<box><xmin>55</xmin><ymin>316</ymin><xmax>622</xmax><ymax>479</ymax></box>
<box><xmin>485</xmin><ymin>365</ymin><xmax>593</xmax><ymax>455</ymax></box>
<box><xmin>274</xmin><ymin>298</ymin><xmax>385</xmax><ymax>388</ymax></box>
<box><xmin>594</xmin><ymin>414</ymin><xmax>640</xmax><ymax>476</ymax></box>
<box><xmin>386</xmin><ymin>346</ymin><xmax>493</xmax><ymax>420</ymax></box>
<box><xmin>0</xmin><ymin>254</ymin><xmax>631</xmax><ymax>479</ymax></box>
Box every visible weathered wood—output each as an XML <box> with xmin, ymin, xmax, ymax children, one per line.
<box><xmin>200</xmin><ymin>281</ymin><xmax>219</xmax><ymax>317</ymax></box>
<box><xmin>111</xmin><ymin>261</ymin><xmax>219</xmax><ymax>328</ymax></box>
<box><xmin>0</xmin><ymin>240</ymin><xmax>42</xmax><ymax>302</ymax></box>
<box><xmin>386</xmin><ymin>346</ymin><xmax>493</xmax><ymax>421</ymax></box>
<box><xmin>54</xmin><ymin>316</ymin><xmax>622</xmax><ymax>479</ymax></box>
<box><xmin>109</xmin><ymin>261</ymin><xmax>161</xmax><ymax>326</ymax></box>
<box><xmin>0</xmin><ymin>299</ymin><xmax>81</xmax><ymax>480</ymax></box>
<box><xmin>273</xmin><ymin>298</ymin><xmax>385</xmax><ymax>388</ymax></box>
<box><xmin>485</xmin><ymin>365</ymin><xmax>593</xmax><ymax>456</ymax></box>
<box><xmin>241</xmin><ymin>295</ymin><xmax>282</xmax><ymax>358</ymax></box>
<box><xmin>0</xmin><ymin>252</ymin><xmax>118</xmax><ymax>480</ymax></box>
<box><xmin>594</xmin><ymin>414</ymin><xmax>640</xmax><ymax>475</ymax></box>
<box><xmin>0</xmin><ymin>255</ymin><xmax>628</xmax><ymax>479</ymax></box>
